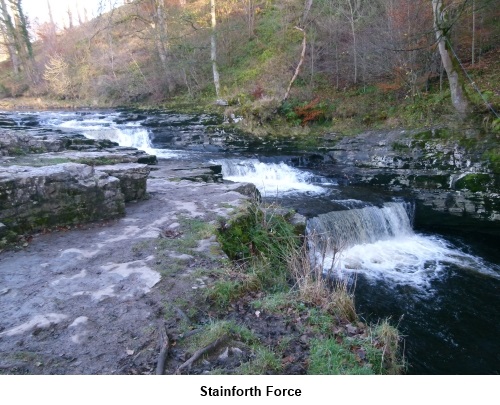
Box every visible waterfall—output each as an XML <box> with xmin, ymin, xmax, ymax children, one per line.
<box><xmin>40</xmin><ymin>113</ymin><xmax>180</xmax><ymax>158</ymax></box>
<box><xmin>216</xmin><ymin>158</ymin><xmax>330</xmax><ymax>195</ymax></box>
<box><xmin>308</xmin><ymin>202</ymin><xmax>413</xmax><ymax>249</ymax></box>
<box><xmin>307</xmin><ymin>202</ymin><xmax>495</xmax><ymax>287</ymax></box>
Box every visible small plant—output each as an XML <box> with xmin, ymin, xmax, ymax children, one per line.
<box><xmin>308</xmin><ymin>338</ymin><xmax>373</xmax><ymax>375</ymax></box>
<box><xmin>293</xmin><ymin>97</ymin><xmax>326</xmax><ymax>126</ymax></box>
<box><xmin>287</xmin><ymin>237</ymin><xmax>357</xmax><ymax>322</ymax></box>
<box><xmin>216</xmin><ymin>201</ymin><xmax>299</xmax><ymax>292</ymax></box>
<box><xmin>491</xmin><ymin>117</ymin><xmax>500</xmax><ymax>133</ymax></box>
<box><xmin>234</xmin><ymin>346</ymin><xmax>283</xmax><ymax>375</ymax></box>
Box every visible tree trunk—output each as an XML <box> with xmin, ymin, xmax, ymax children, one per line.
<box><xmin>1</xmin><ymin>32</ymin><xmax>21</xmax><ymax>74</ymax></box>
<box><xmin>0</xmin><ymin>0</ymin><xmax>21</xmax><ymax>74</ymax></box>
<box><xmin>152</xmin><ymin>0</ymin><xmax>174</xmax><ymax>93</ymax></box>
<box><xmin>283</xmin><ymin>27</ymin><xmax>306</xmax><ymax>101</ymax></box>
<box><xmin>471</xmin><ymin>0</ymin><xmax>475</xmax><ymax>65</ymax></box>
<box><xmin>432</xmin><ymin>0</ymin><xmax>471</xmax><ymax>115</ymax></box>
<box><xmin>347</xmin><ymin>0</ymin><xmax>358</xmax><ymax>85</ymax></box>
<box><xmin>302</xmin><ymin>0</ymin><xmax>314</xmax><ymax>25</ymax></box>
<box><xmin>210</xmin><ymin>0</ymin><xmax>221</xmax><ymax>99</ymax></box>
<box><xmin>246</xmin><ymin>0</ymin><xmax>255</xmax><ymax>37</ymax></box>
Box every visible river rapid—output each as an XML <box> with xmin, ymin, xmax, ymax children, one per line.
<box><xmin>1</xmin><ymin>109</ymin><xmax>499</xmax><ymax>374</ymax></box>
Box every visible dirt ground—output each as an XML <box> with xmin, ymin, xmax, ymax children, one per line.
<box><xmin>0</xmin><ymin>163</ymin><xmax>256</xmax><ymax>374</ymax></box>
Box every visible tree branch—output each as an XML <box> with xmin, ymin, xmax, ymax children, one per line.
<box><xmin>175</xmin><ymin>335</ymin><xmax>227</xmax><ymax>375</ymax></box>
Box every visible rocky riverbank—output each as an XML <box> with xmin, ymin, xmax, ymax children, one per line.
<box><xmin>0</xmin><ymin>130</ymin><xmax>262</xmax><ymax>374</ymax></box>
<box><xmin>0</xmin><ymin>131</ymin><xmax>159</xmax><ymax>243</ymax></box>
<box><xmin>313</xmin><ymin>128</ymin><xmax>500</xmax><ymax>234</ymax></box>
<box><xmin>0</xmin><ymin>128</ymin><xmax>402</xmax><ymax>375</ymax></box>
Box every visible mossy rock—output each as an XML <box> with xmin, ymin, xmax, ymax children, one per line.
<box><xmin>455</xmin><ymin>174</ymin><xmax>492</xmax><ymax>192</ymax></box>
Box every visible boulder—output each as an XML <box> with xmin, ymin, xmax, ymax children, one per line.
<box><xmin>0</xmin><ymin>163</ymin><xmax>125</xmax><ymax>235</ymax></box>
<box><xmin>97</xmin><ymin>163</ymin><xmax>151</xmax><ymax>202</ymax></box>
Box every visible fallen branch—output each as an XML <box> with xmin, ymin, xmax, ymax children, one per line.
<box><xmin>174</xmin><ymin>306</ymin><xmax>190</xmax><ymax>323</ymax></box>
<box><xmin>156</xmin><ymin>321</ymin><xmax>169</xmax><ymax>375</ymax></box>
<box><xmin>179</xmin><ymin>328</ymin><xmax>202</xmax><ymax>340</ymax></box>
<box><xmin>175</xmin><ymin>335</ymin><xmax>228</xmax><ymax>375</ymax></box>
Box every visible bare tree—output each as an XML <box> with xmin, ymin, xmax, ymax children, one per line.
<box><xmin>210</xmin><ymin>0</ymin><xmax>221</xmax><ymax>99</ymax></box>
<box><xmin>0</xmin><ymin>0</ymin><xmax>21</xmax><ymax>73</ymax></box>
<box><xmin>0</xmin><ymin>0</ymin><xmax>35</xmax><ymax>81</ymax></box>
<box><xmin>432</xmin><ymin>0</ymin><xmax>471</xmax><ymax>114</ymax></box>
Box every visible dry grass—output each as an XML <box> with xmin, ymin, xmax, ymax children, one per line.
<box><xmin>288</xmin><ymin>235</ymin><xmax>357</xmax><ymax>322</ymax></box>
<box><xmin>367</xmin><ymin>318</ymin><xmax>406</xmax><ymax>375</ymax></box>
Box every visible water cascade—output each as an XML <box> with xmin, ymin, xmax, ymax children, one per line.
<box><xmin>307</xmin><ymin>202</ymin><xmax>497</xmax><ymax>287</ymax></box>
<box><xmin>1</xmin><ymin>109</ymin><xmax>499</xmax><ymax>374</ymax></box>
<box><xmin>217</xmin><ymin>158</ymin><xmax>330</xmax><ymax>196</ymax></box>
<box><xmin>40</xmin><ymin>112</ymin><xmax>181</xmax><ymax>159</ymax></box>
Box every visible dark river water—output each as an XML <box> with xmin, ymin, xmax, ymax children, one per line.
<box><xmin>1</xmin><ymin>109</ymin><xmax>499</xmax><ymax>374</ymax></box>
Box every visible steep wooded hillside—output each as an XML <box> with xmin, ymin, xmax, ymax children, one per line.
<box><xmin>1</xmin><ymin>0</ymin><xmax>499</xmax><ymax>129</ymax></box>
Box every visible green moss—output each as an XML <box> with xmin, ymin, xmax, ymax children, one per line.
<box><xmin>74</xmin><ymin>157</ymin><xmax>118</xmax><ymax>166</ymax></box>
<box><xmin>9</xmin><ymin>147</ymin><xmax>26</xmax><ymax>156</ymax></box>
<box><xmin>411</xmin><ymin>174</ymin><xmax>450</xmax><ymax>189</ymax></box>
<box><xmin>484</xmin><ymin>149</ymin><xmax>500</xmax><ymax>174</ymax></box>
<box><xmin>392</xmin><ymin>141</ymin><xmax>410</xmax><ymax>152</ymax></box>
<box><xmin>455</xmin><ymin>173</ymin><xmax>492</xmax><ymax>192</ymax></box>
<box><xmin>216</xmin><ymin>203</ymin><xmax>299</xmax><ymax>292</ymax></box>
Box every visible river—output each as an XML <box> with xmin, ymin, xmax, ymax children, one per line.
<box><xmin>1</xmin><ymin>108</ymin><xmax>499</xmax><ymax>374</ymax></box>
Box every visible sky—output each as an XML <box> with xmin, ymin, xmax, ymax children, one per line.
<box><xmin>22</xmin><ymin>0</ymin><xmax>117</xmax><ymax>29</ymax></box>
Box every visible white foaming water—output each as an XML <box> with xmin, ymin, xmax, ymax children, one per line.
<box><xmin>39</xmin><ymin>112</ymin><xmax>180</xmax><ymax>159</ymax></box>
<box><xmin>216</xmin><ymin>159</ymin><xmax>327</xmax><ymax>196</ymax></box>
<box><xmin>308</xmin><ymin>202</ymin><xmax>499</xmax><ymax>288</ymax></box>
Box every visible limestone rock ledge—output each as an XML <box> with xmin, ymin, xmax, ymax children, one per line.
<box><xmin>0</xmin><ymin>163</ymin><xmax>125</xmax><ymax>236</ymax></box>
<box><xmin>97</xmin><ymin>163</ymin><xmax>151</xmax><ymax>202</ymax></box>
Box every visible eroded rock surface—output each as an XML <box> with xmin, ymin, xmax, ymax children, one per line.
<box><xmin>0</xmin><ymin>163</ymin><xmax>125</xmax><ymax>234</ymax></box>
<box><xmin>0</xmin><ymin>168</ymin><xmax>256</xmax><ymax>374</ymax></box>
<box><xmin>97</xmin><ymin>163</ymin><xmax>151</xmax><ymax>202</ymax></box>
<box><xmin>324</xmin><ymin>128</ymin><xmax>500</xmax><ymax>232</ymax></box>
<box><xmin>0</xmin><ymin>131</ymin><xmax>157</xmax><ymax>237</ymax></box>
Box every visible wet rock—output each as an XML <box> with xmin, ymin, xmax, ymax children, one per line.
<box><xmin>324</xmin><ymin>128</ymin><xmax>500</xmax><ymax>230</ymax></box>
<box><xmin>227</xmin><ymin>182</ymin><xmax>260</xmax><ymax>200</ymax></box>
<box><xmin>0</xmin><ymin>131</ymin><xmax>157</xmax><ymax>165</ymax></box>
<box><xmin>167</xmin><ymin>164</ymin><xmax>223</xmax><ymax>183</ymax></box>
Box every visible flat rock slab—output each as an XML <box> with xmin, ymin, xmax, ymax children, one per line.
<box><xmin>0</xmin><ymin>174</ymin><xmax>254</xmax><ymax>374</ymax></box>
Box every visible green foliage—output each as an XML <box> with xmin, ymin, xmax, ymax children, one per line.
<box><xmin>252</xmin><ymin>292</ymin><xmax>291</xmax><ymax>313</ymax></box>
<box><xmin>279</xmin><ymin>100</ymin><xmax>301</xmax><ymax>126</ymax></box>
<box><xmin>208</xmin><ymin>279</ymin><xmax>247</xmax><ymax>308</ymax></box>
<box><xmin>308</xmin><ymin>318</ymin><xmax>404</xmax><ymax>375</ymax></box>
<box><xmin>234</xmin><ymin>346</ymin><xmax>283</xmax><ymax>375</ymax></box>
<box><xmin>455</xmin><ymin>173</ymin><xmax>492</xmax><ymax>192</ymax></box>
<box><xmin>216</xmin><ymin>203</ymin><xmax>299</xmax><ymax>292</ymax></box>
<box><xmin>307</xmin><ymin>308</ymin><xmax>335</xmax><ymax>335</ymax></box>
<box><xmin>187</xmin><ymin>320</ymin><xmax>257</xmax><ymax>352</ymax></box>
<box><xmin>308</xmin><ymin>338</ymin><xmax>374</xmax><ymax>375</ymax></box>
<box><xmin>491</xmin><ymin>118</ymin><xmax>500</xmax><ymax>133</ymax></box>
